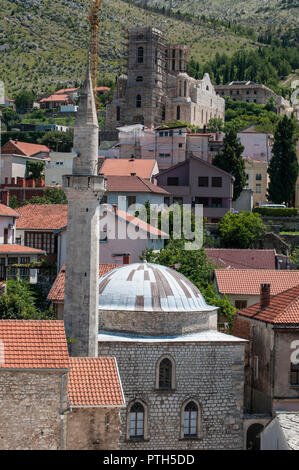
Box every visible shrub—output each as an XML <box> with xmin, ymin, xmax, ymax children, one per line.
<box><xmin>253</xmin><ymin>207</ymin><xmax>298</xmax><ymax>217</ymax></box>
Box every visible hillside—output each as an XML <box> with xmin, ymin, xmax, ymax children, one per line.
<box><xmin>0</xmin><ymin>0</ymin><xmax>259</xmax><ymax>95</ymax></box>
<box><xmin>132</xmin><ymin>0</ymin><xmax>299</xmax><ymax>30</ymax></box>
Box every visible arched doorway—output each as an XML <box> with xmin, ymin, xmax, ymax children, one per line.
<box><xmin>246</xmin><ymin>423</ymin><xmax>264</xmax><ymax>450</ymax></box>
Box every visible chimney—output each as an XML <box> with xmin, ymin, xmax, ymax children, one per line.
<box><xmin>123</xmin><ymin>253</ymin><xmax>130</xmax><ymax>265</ymax></box>
<box><xmin>260</xmin><ymin>283</ymin><xmax>270</xmax><ymax>309</ymax></box>
<box><xmin>1</xmin><ymin>190</ymin><xmax>9</xmax><ymax>206</ymax></box>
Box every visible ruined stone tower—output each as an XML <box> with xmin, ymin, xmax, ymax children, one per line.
<box><xmin>63</xmin><ymin>63</ymin><xmax>106</xmax><ymax>357</ymax></box>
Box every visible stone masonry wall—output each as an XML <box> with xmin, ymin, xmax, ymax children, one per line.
<box><xmin>66</xmin><ymin>407</ymin><xmax>121</xmax><ymax>450</ymax></box>
<box><xmin>99</xmin><ymin>341</ymin><xmax>245</xmax><ymax>450</ymax></box>
<box><xmin>0</xmin><ymin>369</ymin><xmax>68</xmax><ymax>450</ymax></box>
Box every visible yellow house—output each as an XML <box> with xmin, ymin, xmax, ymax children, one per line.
<box><xmin>244</xmin><ymin>157</ymin><xmax>269</xmax><ymax>207</ymax></box>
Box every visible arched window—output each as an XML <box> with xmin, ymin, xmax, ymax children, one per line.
<box><xmin>184</xmin><ymin>401</ymin><xmax>198</xmax><ymax>437</ymax></box>
<box><xmin>184</xmin><ymin>80</ymin><xmax>187</xmax><ymax>97</ymax></box>
<box><xmin>159</xmin><ymin>358</ymin><xmax>172</xmax><ymax>389</ymax></box>
<box><xmin>181</xmin><ymin>399</ymin><xmax>202</xmax><ymax>439</ymax></box>
<box><xmin>155</xmin><ymin>355</ymin><xmax>175</xmax><ymax>390</ymax></box>
<box><xmin>177</xmin><ymin>105</ymin><xmax>181</xmax><ymax>120</ymax></box>
<box><xmin>136</xmin><ymin>95</ymin><xmax>142</xmax><ymax>108</ymax></box>
<box><xmin>137</xmin><ymin>47</ymin><xmax>144</xmax><ymax>64</ymax></box>
<box><xmin>116</xmin><ymin>106</ymin><xmax>120</xmax><ymax>121</ymax></box>
<box><xmin>129</xmin><ymin>402</ymin><xmax>144</xmax><ymax>438</ymax></box>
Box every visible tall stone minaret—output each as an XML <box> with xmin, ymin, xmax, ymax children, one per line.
<box><xmin>63</xmin><ymin>62</ymin><xmax>106</xmax><ymax>357</ymax></box>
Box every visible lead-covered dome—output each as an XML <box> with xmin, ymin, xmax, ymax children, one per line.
<box><xmin>99</xmin><ymin>262</ymin><xmax>215</xmax><ymax>313</ymax></box>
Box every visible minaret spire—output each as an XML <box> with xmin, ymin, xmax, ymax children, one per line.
<box><xmin>62</xmin><ymin>59</ymin><xmax>106</xmax><ymax>357</ymax></box>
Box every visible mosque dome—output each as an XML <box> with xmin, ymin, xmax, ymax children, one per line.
<box><xmin>98</xmin><ymin>262</ymin><xmax>215</xmax><ymax>313</ymax></box>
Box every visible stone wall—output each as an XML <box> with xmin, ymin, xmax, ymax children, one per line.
<box><xmin>99</xmin><ymin>341</ymin><xmax>245</xmax><ymax>450</ymax></box>
<box><xmin>0</xmin><ymin>369</ymin><xmax>68</xmax><ymax>450</ymax></box>
<box><xmin>99</xmin><ymin>309</ymin><xmax>217</xmax><ymax>336</ymax></box>
<box><xmin>66</xmin><ymin>407</ymin><xmax>121</xmax><ymax>450</ymax></box>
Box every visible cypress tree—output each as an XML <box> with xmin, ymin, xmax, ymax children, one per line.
<box><xmin>267</xmin><ymin>115</ymin><xmax>298</xmax><ymax>206</ymax></box>
<box><xmin>212</xmin><ymin>130</ymin><xmax>246</xmax><ymax>201</ymax></box>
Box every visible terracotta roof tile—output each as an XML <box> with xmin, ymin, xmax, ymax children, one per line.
<box><xmin>39</xmin><ymin>94</ymin><xmax>70</xmax><ymax>102</ymax></box>
<box><xmin>0</xmin><ymin>204</ymin><xmax>20</xmax><ymax>218</ymax></box>
<box><xmin>206</xmin><ymin>249</ymin><xmax>276</xmax><ymax>270</ymax></box>
<box><xmin>16</xmin><ymin>204</ymin><xmax>67</xmax><ymax>230</ymax></box>
<box><xmin>7</xmin><ymin>140</ymin><xmax>50</xmax><ymax>156</ymax></box>
<box><xmin>237</xmin><ymin>284</ymin><xmax>299</xmax><ymax>324</ymax></box>
<box><xmin>0</xmin><ymin>320</ymin><xmax>70</xmax><ymax>369</ymax></box>
<box><xmin>47</xmin><ymin>264</ymin><xmax>123</xmax><ymax>301</ymax></box>
<box><xmin>215</xmin><ymin>269</ymin><xmax>299</xmax><ymax>295</ymax></box>
<box><xmin>106</xmin><ymin>175</ymin><xmax>169</xmax><ymax>194</ymax></box>
<box><xmin>100</xmin><ymin>159</ymin><xmax>157</xmax><ymax>179</ymax></box>
<box><xmin>68</xmin><ymin>357</ymin><xmax>125</xmax><ymax>407</ymax></box>
<box><xmin>0</xmin><ymin>244</ymin><xmax>45</xmax><ymax>254</ymax></box>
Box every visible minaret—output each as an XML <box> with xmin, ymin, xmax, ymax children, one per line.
<box><xmin>62</xmin><ymin>62</ymin><xmax>106</xmax><ymax>357</ymax></box>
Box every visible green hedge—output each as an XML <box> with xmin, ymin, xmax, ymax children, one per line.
<box><xmin>253</xmin><ymin>207</ymin><xmax>298</xmax><ymax>217</ymax></box>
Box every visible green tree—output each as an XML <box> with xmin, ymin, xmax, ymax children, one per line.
<box><xmin>1</xmin><ymin>106</ymin><xmax>19</xmax><ymax>130</ymax></box>
<box><xmin>37</xmin><ymin>130</ymin><xmax>73</xmax><ymax>152</ymax></box>
<box><xmin>0</xmin><ymin>280</ymin><xmax>54</xmax><ymax>319</ymax></box>
<box><xmin>217</xmin><ymin>211</ymin><xmax>265</xmax><ymax>249</ymax></box>
<box><xmin>14</xmin><ymin>90</ymin><xmax>36</xmax><ymax>111</ymax></box>
<box><xmin>26</xmin><ymin>161</ymin><xmax>45</xmax><ymax>180</ymax></box>
<box><xmin>212</xmin><ymin>129</ymin><xmax>246</xmax><ymax>200</ymax></box>
<box><xmin>21</xmin><ymin>187</ymin><xmax>67</xmax><ymax>206</ymax></box>
<box><xmin>267</xmin><ymin>115</ymin><xmax>298</xmax><ymax>206</ymax></box>
<box><xmin>207</xmin><ymin>117</ymin><xmax>224</xmax><ymax>132</ymax></box>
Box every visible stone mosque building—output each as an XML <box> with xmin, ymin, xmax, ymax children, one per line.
<box><xmin>106</xmin><ymin>27</ymin><xmax>225</xmax><ymax>131</ymax></box>
<box><xmin>61</xmin><ymin>61</ymin><xmax>246</xmax><ymax>449</ymax></box>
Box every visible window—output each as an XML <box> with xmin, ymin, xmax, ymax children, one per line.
<box><xmin>235</xmin><ymin>300</ymin><xmax>247</xmax><ymax>309</ymax></box>
<box><xmin>196</xmin><ymin>197</ymin><xmax>209</xmax><ymax>207</ymax></box>
<box><xmin>116</xmin><ymin>106</ymin><xmax>120</xmax><ymax>121</ymax></box>
<box><xmin>7</xmin><ymin>257</ymin><xmax>18</xmax><ymax>280</ymax></box>
<box><xmin>212</xmin><ymin>177</ymin><xmax>222</xmax><ymax>187</ymax></box>
<box><xmin>25</xmin><ymin>232</ymin><xmax>55</xmax><ymax>254</ymax></box>
<box><xmin>178</xmin><ymin>143</ymin><xmax>183</xmax><ymax>148</ymax></box>
<box><xmin>176</xmin><ymin>105</ymin><xmax>181</xmax><ymax>120</ymax></box>
<box><xmin>256</xmin><ymin>174</ymin><xmax>262</xmax><ymax>181</ymax></box>
<box><xmin>136</xmin><ymin>95</ymin><xmax>141</xmax><ymax>108</ymax></box>
<box><xmin>183</xmin><ymin>401</ymin><xmax>198</xmax><ymax>438</ymax></box>
<box><xmin>129</xmin><ymin>402</ymin><xmax>144</xmax><ymax>439</ymax></box>
<box><xmin>198</xmin><ymin>176</ymin><xmax>209</xmax><ymax>187</ymax></box>
<box><xmin>128</xmin><ymin>196</ymin><xmax>136</xmax><ymax>207</ymax></box>
<box><xmin>167</xmin><ymin>177</ymin><xmax>179</xmax><ymax>186</ymax></box>
<box><xmin>19</xmin><ymin>257</ymin><xmax>30</xmax><ymax>280</ymax></box>
<box><xmin>256</xmin><ymin>184</ymin><xmax>261</xmax><ymax>194</ymax></box>
<box><xmin>137</xmin><ymin>47</ymin><xmax>144</xmax><ymax>64</ymax></box>
<box><xmin>164</xmin><ymin>197</ymin><xmax>170</xmax><ymax>206</ymax></box>
<box><xmin>211</xmin><ymin>198</ymin><xmax>222</xmax><ymax>208</ymax></box>
<box><xmin>15</xmin><ymin>237</ymin><xmax>21</xmax><ymax>245</ymax></box>
<box><xmin>173</xmin><ymin>197</ymin><xmax>183</xmax><ymax>205</ymax></box>
<box><xmin>159</xmin><ymin>358</ymin><xmax>172</xmax><ymax>390</ymax></box>
<box><xmin>291</xmin><ymin>363</ymin><xmax>299</xmax><ymax>385</ymax></box>
<box><xmin>246</xmin><ymin>173</ymin><xmax>249</xmax><ymax>180</ymax></box>
<box><xmin>184</xmin><ymin>81</ymin><xmax>187</xmax><ymax>97</ymax></box>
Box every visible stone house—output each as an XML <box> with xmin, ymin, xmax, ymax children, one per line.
<box><xmin>233</xmin><ymin>284</ymin><xmax>299</xmax><ymax>448</ymax></box>
<box><xmin>0</xmin><ymin>320</ymin><xmax>124</xmax><ymax>450</ymax></box>
<box><xmin>39</xmin><ymin>94</ymin><xmax>72</xmax><ymax>110</ymax></box>
<box><xmin>97</xmin><ymin>262</ymin><xmax>246</xmax><ymax>450</ymax></box>
<box><xmin>156</xmin><ymin>155</ymin><xmax>234</xmax><ymax>223</ymax></box>
<box><xmin>106</xmin><ymin>27</ymin><xmax>225</xmax><ymax>131</ymax></box>
<box><xmin>214</xmin><ymin>269</ymin><xmax>299</xmax><ymax>309</ymax></box>
<box><xmin>261</xmin><ymin>412</ymin><xmax>299</xmax><ymax>450</ymax></box>
<box><xmin>215</xmin><ymin>81</ymin><xmax>291</xmax><ymax>114</ymax></box>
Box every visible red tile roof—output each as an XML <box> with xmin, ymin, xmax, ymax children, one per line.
<box><xmin>109</xmin><ymin>206</ymin><xmax>167</xmax><ymax>237</ymax></box>
<box><xmin>100</xmin><ymin>158</ymin><xmax>157</xmax><ymax>179</ymax></box>
<box><xmin>237</xmin><ymin>284</ymin><xmax>299</xmax><ymax>324</ymax></box>
<box><xmin>0</xmin><ymin>244</ymin><xmax>45</xmax><ymax>255</ymax></box>
<box><xmin>55</xmin><ymin>88</ymin><xmax>79</xmax><ymax>94</ymax></box>
<box><xmin>3</xmin><ymin>140</ymin><xmax>50</xmax><ymax>157</ymax></box>
<box><xmin>0</xmin><ymin>203</ymin><xmax>20</xmax><ymax>218</ymax></box>
<box><xmin>106</xmin><ymin>175</ymin><xmax>169</xmax><ymax>194</ymax></box>
<box><xmin>0</xmin><ymin>320</ymin><xmax>70</xmax><ymax>369</ymax></box>
<box><xmin>47</xmin><ymin>264</ymin><xmax>123</xmax><ymax>301</ymax></box>
<box><xmin>96</xmin><ymin>86</ymin><xmax>110</xmax><ymax>92</ymax></box>
<box><xmin>206</xmin><ymin>249</ymin><xmax>276</xmax><ymax>270</ymax></box>
<box><xmin>215</xmin><ymin>269</ymin><xmax>299</xmax><ymax>295</ymax></box>
<box><xmin>39</xmin><ymin>94</ymin><xmax>70</xmax><ymax>103</ymax></box>
<box><xmin>68</xmin><ymin>357</ymin><xmax>124</xmax><ymax>407</ymax></box>
<box><xmin>16</xmin><ymin>204</ymin><xmax>68</xmax><ymax>230</ymax></box>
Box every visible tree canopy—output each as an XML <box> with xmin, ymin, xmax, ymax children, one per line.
<box><xmin>217</xmin><ymin>211</ymin><xmax>266</xmax><ymax>249</ymax></box>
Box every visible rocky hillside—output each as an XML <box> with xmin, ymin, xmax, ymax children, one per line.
<box><xmin>0</xmin><ymin>0</ymin><xmax>258</xmax><ymax>95</ymax></box>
